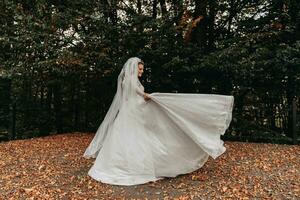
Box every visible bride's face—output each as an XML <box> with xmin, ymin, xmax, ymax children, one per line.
<box><xmin>138</xmin><ymin>64</ymin><xmax>144</xmax><ymax>77</ymax></box>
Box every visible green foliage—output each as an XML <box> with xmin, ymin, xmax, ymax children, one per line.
<box><xmin>0</xmin><ymin>0</ymin><xmax>299</xmax><ymax>142</ymax></box>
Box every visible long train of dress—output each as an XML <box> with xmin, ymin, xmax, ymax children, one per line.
<box><xmin>86</xmin><ymin>91</ymin><xmax>234</xmax><ymax>186</ymax></box>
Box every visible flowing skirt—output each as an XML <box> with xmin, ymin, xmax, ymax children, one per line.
<box><xmin>87</xmin><ymin>92</ymin><xmax>234</xmax><ymax>186</ymax></box>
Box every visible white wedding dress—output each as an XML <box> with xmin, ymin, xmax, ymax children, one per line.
<box><xmin>83</xmin><ymin>57</ymin><xmax>234</xmax><ymax>186</ymax></box>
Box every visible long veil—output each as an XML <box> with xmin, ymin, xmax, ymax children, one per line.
<box><xmin>84</xmin><ymin>56</ymin><xmax>234</xmax><ymax>185</ymax></box>
<box><xmin>83</xmin><ymin>57</ymin><xmax>142</xmax><ymax>158</ymax></box>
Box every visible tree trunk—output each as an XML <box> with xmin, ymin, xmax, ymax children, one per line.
<box><xmin>137</xmin><ymin>0</ymin><xmax>143</xmax><ymax>33</ymax></box>
<box><xmin>190</xmin><ymin>0</ymin><xmax>208</xmax><ymax>49</ymax></box>
<box><xmin>53</xmin><ymin>81</ymin><xmax>63</xmax><ymax>134</ymax></box>
<box><xmin>84</xmin><ymin>71</ymin><xmax>89</xmax><ymax>130</ymax></box>
<box><xmin>171</xmin><ymin>0</ymin><xmax>183</xmax><ymax>17</ymax></box>
<box><xmin>101</xmin><ymin>0</ymin><xmax>117</xmax><ymax>25</ymax></box>
<box><xmin>286</xmin><ymin>62</ymin><xmax>296</xmax><ymax>138</ymax></box>
<box><xmin>137</xmin><ymin>0</ymin><xmax>142</xmax><ymax>15</ymax></box>
<box><xmin>74</xmin><ymin>78</ymin><xmax>80</xmax><ymax>131</ymax></box>
<box><xmin>207</xmin><ymin>0</ymin><xmax>216</xmax><ymax>51</ymax></box>
<box><xmin>152</xmin><ymin>0</ymin><xmax>158</xmax><ymax>19</ymax></box>
<box><xmin>159</xmin><ymin>0</ymin><xmax>167</xmax><ymax>17</ymax></box>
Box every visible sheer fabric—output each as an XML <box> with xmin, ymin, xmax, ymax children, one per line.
<box><xmin>83</xmin><ymin>57</ymin><xmax>234</xmax><ymax>186</ymax></box>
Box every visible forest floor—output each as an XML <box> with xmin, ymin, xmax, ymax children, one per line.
<box><xmin>0</xmin><ymin>132</ymin><xmax>299</xmax><ymax>200</ymax></box>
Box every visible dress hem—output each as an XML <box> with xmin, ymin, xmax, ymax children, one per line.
<box><xmin>87</xmin><ymin>154</ymin><xmax>210</xmax><ymax>186</ymax></box>
<box><xmin>88</xmin><ymin>168</ymin><xmax>163</xmax><ymax>186</ymax></box>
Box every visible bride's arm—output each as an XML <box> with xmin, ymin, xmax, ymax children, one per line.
<box><xmin>135</xmin><ymin>85</ymin><xmax>151</xmax><ymax>101</ymax></box>
<box><xmin>143</xmin><ymin>93</ymin><xmax>151</xmax><ymax>101</ymax></box>
<box><xmin>136</xmin><ymin>86</ymin><xmax>144</xmax><ymax>96</ymax></box>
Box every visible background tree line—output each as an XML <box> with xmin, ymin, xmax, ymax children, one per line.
<box><xmin>0</xmin><ymin>0</ymin><xmax>299</xmax><ymax>143</ymax></box>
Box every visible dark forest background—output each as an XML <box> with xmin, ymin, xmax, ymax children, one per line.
<box><xmin>0</xmin><ymin>0</ymin><xmax>299</xmax><ymax>144</ymax></box>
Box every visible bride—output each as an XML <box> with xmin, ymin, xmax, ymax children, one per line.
<box><xmin>83</xmin><ymin>57</ymin><xmax>234</xmax><ymax>186</ymax></box>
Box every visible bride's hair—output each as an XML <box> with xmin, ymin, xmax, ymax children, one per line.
<box><xmin>138</xmin><ymin>61</ymin><xmax>144</xmax><ymax>66</ymax></box>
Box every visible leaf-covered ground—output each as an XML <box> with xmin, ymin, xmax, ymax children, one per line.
<box><xmin>0</xmin><ymin>132</ymin><xmax>299</xmax><ymax>200</ymax></box>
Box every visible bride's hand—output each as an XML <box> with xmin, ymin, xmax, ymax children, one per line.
<box><xmin>143</xmin><ymin>93</ymin><xmax>151</xmax><ymax>101</ymax></box>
